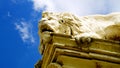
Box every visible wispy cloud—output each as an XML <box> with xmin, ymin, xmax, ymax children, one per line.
<box><xmin>31</xmin><ymin>0</ymin><xmax>109</xmax><ymax>16</ymax></box>
<box><xmin>7</xmin><ymin>12</ymin><xmax>11</xmax><ymax>17</ymax></box>
<box><xmin>15</xmin><ymin>21</ymin><xmax>35</xmax><ymax>43</ymax></box>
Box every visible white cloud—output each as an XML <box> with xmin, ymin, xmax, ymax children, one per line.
<box><xmin>7</xmin><ymin>12</ymin><xmax>11</xmax><ymax>17</ymax></box>
<box><xmin>32</xmin><ymin>0</ymin><xmax>55</xmax><ymax>11</ymax></box>
<box><xmin>15</xmin><ymin>21</ymin><xmax>35</xmax><ymax>43</ymax></box>
<box><xmin>31</xmin><ymin>0</ymin><xmax>108</xmax><ymax>16</ymax></box>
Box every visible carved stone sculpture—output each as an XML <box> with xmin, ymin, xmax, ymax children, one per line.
<box><xmin>39</xmin><ymin>12</ymin><xmax>120</xmax><ymax>53</ymax></box>
<box><xmin>36</xmin><ymin>12</ymin><xmax>120</xmax><ymax>68</ymax></box>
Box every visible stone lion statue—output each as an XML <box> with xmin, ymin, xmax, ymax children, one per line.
<box><xmin>39</xmin><ymin>12</ymin><xmax>120</xmax><ymax>53</ymax></box>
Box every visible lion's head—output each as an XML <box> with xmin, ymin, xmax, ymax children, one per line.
<box><xmin>39</xmin><ymin>12</ymin><xmax>120</xmax><ymax>54</ymax></box>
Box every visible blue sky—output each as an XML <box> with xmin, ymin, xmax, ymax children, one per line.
<box><xmin>0</xmin><ymin>0</ymin><xmax>41</xmax><ymax>68</ymax></box>
<box><xmin>1</xmin><ymin>0</ymin><xmax>120</xmax><ymax>68</ymax></box>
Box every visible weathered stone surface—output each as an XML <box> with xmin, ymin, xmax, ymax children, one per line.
<box><xmin>39</xmin><ymin>12</ymin><xmax>120</xmax><ymax>54</ymax></box>
<box><xmin>35</xmin><ymin>32</ymin><xmax>120</xmax><ymax>68</ymax></box>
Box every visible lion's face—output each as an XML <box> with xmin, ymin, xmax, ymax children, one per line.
<box><xmin>38</xmin><ymin>12</ymin><xmax>82</xmax><ymax>53</ymax></box>
<box><xmin>39</xmin><ymin>12</ymin><xmax>82</xmax><ymax>35</ymax></box>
